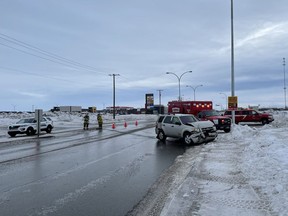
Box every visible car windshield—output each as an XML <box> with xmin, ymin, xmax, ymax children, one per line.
<box><xmin>179</xmin><ymin>115</ymin><xmax>198</xmax><ymax>124</ymax></box>
<box><xmin>16</xmin><ymin>118</ymin><xmax>35</xmax><ymax>124</ymax></box>
<box><xmin>203</xmin><ymin>110</ymin><xmax>219</xmax><ymax>116</ymax></box>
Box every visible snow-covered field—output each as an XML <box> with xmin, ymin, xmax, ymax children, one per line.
<box><xmin>0</xmin><ymin>111</ymin><xmax>288</xmax><ymax>214</ymax></box>
<box><xmin>0</xmin><ymin>112</ymin><xmax>157</xmax><ymax>135</ymax></box>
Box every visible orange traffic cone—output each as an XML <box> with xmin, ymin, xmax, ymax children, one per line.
<box><xmin>124</xmin><ymin>121</ymin><xmax>127</xmax><ymax>128</ymax></box>
<box><xmin>112</xmin><ymin>123</ymin><xmax>116</xmax><ymax>129</ymax></box>
<box><xmin>135</xmin><ymin>120</ymin><xmax>138</xmax><ymax>126</ymax></box>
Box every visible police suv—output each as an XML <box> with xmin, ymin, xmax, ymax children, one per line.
<box><xmin>8</xmin><ymin>117</ymin><xmax>54</xmax><ymax>137</ymax></box>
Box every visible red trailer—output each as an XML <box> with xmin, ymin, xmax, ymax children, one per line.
<box><xmin>168</xmin><ymin>100</ymin><xmax>213</xmax><ymax>115</ymax></box>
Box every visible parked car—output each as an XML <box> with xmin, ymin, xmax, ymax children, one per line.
<box><xmin>223</xmin><ymin>109</ymin><xmax>274</xmax><ymax>125</ymax></box>
<box><xmin>197</xmin><ymin>110</ymin><xmax>231</xmax><ymax>132</ymax></box>
<box><xmin>8</xmin><ymin>117</ymin><xmax>54</xmax><ymax>137</ymax></box>
<box><xmin>155</xmin><ymin>114</ymin><xmax>217</xmax><ymax>145</ymax></box>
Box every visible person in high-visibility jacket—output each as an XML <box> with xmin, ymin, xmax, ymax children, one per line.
<box><xmin>83</xmin><ymin>113</ymin><xmax>89</xmax><ymax>130</ymax></box>
<box><xmin>97</xmin><ymin>113</ymin><xmax>103</xmax><ymax>129</ymax></box>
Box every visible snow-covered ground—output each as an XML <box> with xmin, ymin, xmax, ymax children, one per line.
<box><xmin>233</xmin><ymin>111</ymin><xmax>288</xmax><ymax>215</ymax></box>
<box><xmin>0</xmin><ymin>111</ymin><xmax>288</xmax><ymax>215</ymax></box>
<box><xmin>159</xmin><ymin>111</ymin><xmax>288</xmax><ymax>216</ymax></box>
<box><xmin>0</xmin><ymin>112</ymin><xmax>157</xmax><ymax>135</ymax></box>
<box><xmin>0</xmin><ymin>112</ymin><xmax>157</xmax><ymax>127</ymax></box>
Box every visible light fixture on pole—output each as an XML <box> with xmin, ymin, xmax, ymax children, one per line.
<box><xmin>109</xmin><ymin>74</ymin><xmax>120</xmax><ymax>119</ymax></box>
<box><xmin>219</xmin><ymin>92</ymin><xmax>228</xmax><ymax>110</ymax></box>
<box><xmin>186</xmin><ymin>85</ymin><xmax>203</xmax><ymax>101</ymax></box>
<box><xmin>166</xmin><ymin>71</ymin><xmax>192</xmax><ymax>101</ymax></box>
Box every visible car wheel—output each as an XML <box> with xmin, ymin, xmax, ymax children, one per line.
<box><xmin>183</xmin><ymin>132</ymin><xmax>193</xmax><ymax>145</ymax></box>
<box><xmin>26</xmin><ymin>127</ymin><xmax>34</xmax><ymax>136</ymax></box>
<box><xmin>158</xmin><ymin>130</ymin><xmax>166</xmax><ymax>141</ymax></box>
<box><xmin>46</xmin><ymin>125</ymin><xmax>52</xmax><ymax>133</ymax></box>
<box><xmin>261</xmin><ymin>118</ymin><xmax>268</xmax><ymax>125</ymax></box>
<box><xmin>224</xmin><ymin>128</ymin><xmax>231</xmax><ymax>133</ymax></box>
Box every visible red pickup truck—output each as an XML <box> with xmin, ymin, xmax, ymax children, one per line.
<box><xmin>197</xmin><ymin>110</ymin><xmax>231</xmax><ymax>133</ymax></box>
<box><xmin>224</xmin><ymin>109</ymin><xmax>274</xmax><ymax>125</ymax></box>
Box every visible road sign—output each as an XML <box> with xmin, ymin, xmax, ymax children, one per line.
<box><xmin>228</xmin><ymin>96</ymin><xmax>238</xmax><ymax>110</ymax></box>
<box><xmin>35</xmin><ymin>109</ymin><xmax>43</xmax><ymax>136</ymax></box>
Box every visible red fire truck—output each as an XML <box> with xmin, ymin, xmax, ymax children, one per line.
<box><xmin>167</xmin><ymin>100</ymin><xmax>213</xmax><ymax>115</ymax></box>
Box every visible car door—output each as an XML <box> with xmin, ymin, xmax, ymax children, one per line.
<box><xmin>251</xmin><ymin>110</ymin><xmax>260</xmax><ymax>121</ymax></box>
<box><xmin>241</xmin><ymin>111</ymin><xmax>250</xmax><ymax>122</ymax></box>
<box><xmin>162</xmin><ymin>116</ymin><xmax>181</xmax><ymax>138</ymax></box>
<box><xmin>170</xmin><ymin>116</ymin><xmax>182</xmax><ymax>137</ymax></box>
<box><xmin>40</xmin><ymin>118</ymin><xmax>48</xmax><ymax>130</ymax></box>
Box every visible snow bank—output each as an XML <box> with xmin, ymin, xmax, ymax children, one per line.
<box><xmin>216</xmin><ymin>111</ymin><xmax>288</xmax><ymax>215</ymax></box>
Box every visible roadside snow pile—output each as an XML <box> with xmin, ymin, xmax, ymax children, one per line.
<box><xmin>223</xmin><ymin>124</ymin><xmax>258</xmax><ymax>140</ymax></box>
<box><xmin>0</xmin><ymin>112</ymin><xmax>34</xmax><ymax>125</ymax></box>
<box><xmin>271</xmin><ymin>110</ymin><xmax>288</xmax><ymax>127</ymax></box>
<box><xmin>217</xmin><ymin>111</ymin><xmax>288</xmax><ymax>215</ymax></box>
<box><xmin>242</xmin><ymin>127</ymin><xmax>288</xmax><ymax>214</ymax></box>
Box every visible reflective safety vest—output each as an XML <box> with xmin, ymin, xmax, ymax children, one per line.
<box><xmin>84</xmin><ymin>115</ymin><xmax>89</xmax><ymax>123</ymax></box>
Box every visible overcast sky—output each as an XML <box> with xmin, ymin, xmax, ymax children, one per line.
<box><xmin>1</xmin><ymin>0</ymin><xmax>287</xmax><ymax>111</ymax></box>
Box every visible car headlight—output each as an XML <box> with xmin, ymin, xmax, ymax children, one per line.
<box><xmin>193</xmin><ymin>128</ymin><xmax>201</xmax><ymax>133</ymax></box>
<box><xmin>213</xmin><ymin>126</ymin><xmax>217</xmax><ymax>131</ymax></box>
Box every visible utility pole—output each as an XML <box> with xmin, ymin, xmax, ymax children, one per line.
<box><xmin>157</xmin><ymin>89</ymin><xmax>163</xmax><ymax>114</ymax></box>
<box><xmin>283</xmin><ymin>58</ymin><xmax>287</xmax><ymax>109</ymax></box>
<box><xmin>109</xmin><ymin>74</ymin><xmax>120</xmax><ymax>119</ymax></box>
<box><xmin>157</xmin><ymin>90</ymin><xmax>163</xmax><ymax>106</ymax></box>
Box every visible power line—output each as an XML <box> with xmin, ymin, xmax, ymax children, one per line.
<box><xmin>0</xmin><ymin>32</ymin><xmax>108</xmax><ymax>75</ymax></box>
<box><xmin>0</xmin><ymin>42</ymin><xmax>86</xmax><ymax>70</ymax></box>
<box><xmin>0</xmin><ymin>66</ymin><xmax>87</xmax><ymax>85</ymax></box>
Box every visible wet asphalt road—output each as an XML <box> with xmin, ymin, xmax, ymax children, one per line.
<box><xmin>0</xmin><ymin>125</ymin><xmax>186</xmax><ymax>216</ymax></box>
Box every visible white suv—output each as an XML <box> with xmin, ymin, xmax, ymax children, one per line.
<box><xmin>155</xmin><ymin>114</ymin><xmax>217</xmax><ymax>145</ymax></box>
<box><xmin>8</xmin><ymin>117</ymin><xmax>54</xmax><ymax>137</ymax></box>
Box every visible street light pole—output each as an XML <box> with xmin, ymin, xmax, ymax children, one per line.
<box><xmin>166</xmin><ymin>71</ymin><xmax>192</xmax><ymax>101</ymax></box>
<box><xmin>219</xmin><ymin>92</ymin><xmax>228</xmax><ymax>110</ymax></box>
<box><xmin>230</xmin><ymin>0</ymin><xmax>235</xmax><ymax>123</ymax></box>
<box><xmin>186</xmin><ymin>85</ymin><xmax>203</xmax><ymax>101</ymax></box>
<box><xmin>109</xmin><ymin>74</ymin><xmax>120</xmax><ymax>119</ymax></box>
